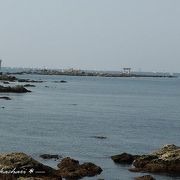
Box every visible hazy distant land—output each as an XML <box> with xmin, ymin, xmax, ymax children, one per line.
<box><xmin>1</xmin><ymin>67</ymin><xmax>178</xmax><ymax>78</ymax></box>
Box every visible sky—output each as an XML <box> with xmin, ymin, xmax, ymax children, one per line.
<box><xmin>0</xmin><ymin>0</ymin><xmax>180</xmax><ymax>72</ymax></box>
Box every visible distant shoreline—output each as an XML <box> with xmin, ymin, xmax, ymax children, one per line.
<box><xmin>3</xmin><ymin>69</ymin><xmax>177</xmax><ymax>78</ymax></box>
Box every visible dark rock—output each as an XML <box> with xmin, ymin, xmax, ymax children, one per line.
<box><xmin>60</xmin><ymin>80</ymin><xmax>67</xmax><ymax>83</ymax></box>
<box><xmin>134</xmin><ymin>175</ymin><xmax>156</xmax><ymax>180</ymax></box>
<box><xmin>24</xmin><ymin>84</ymin><xmax>36</xmax><ymax>87</ymax></box>
<box><xmin>0</xmin><ymin>152</ymin><xmax>62</xmax><ymax>179</ymax></box>
<box><xmin>91</xmin><ymin>136</ymin><xmax>107</xmax><ymax>140</ymax></box>
<box><xmin>111</xmin><ymin>153</ymin><xmax>140</xmax><ymax>164</ymax></box>
<box><xmin>0</xmin><ymin>75</ymin><xmax>17</xmax><ymax>82</ymax></box>
<box><xmin>40</xmin><ymin>154</ymin><xmax>62</xmax><ymax>160</ymax></box>
<box><xmin>131</xmin><ymin>144</ymin><xmax>180</xmax><ymax>174</ymax></box>
<box><xmin>69</xmin><ymin>104</ymin><xmax>78</xmax><ymax>106</ymax></box>
<box><xmin>0</xmin><ymin>174</ymin><xmax>16</xmax><ymax>180</ymax></box>
<box><xmin>0</xmin><ymin>85</ymin><xmax>31</xmax><ymax>93</ymax></box>
<box><xmin>0</xmin><ymin>96</ymin><xmax>11</xmax><ymax>100</ymax></box>
<box><xmin>18</xmin><ymin>79</ymin><xmax>43</xmax><ymax>83</ymax></box>
<box><xmin>57</xmin><ymin>157</ymin><xmax>102</xmax><ymax>179</ymax></box>
<box><xmin>3</xmin><ymin>81</ymin><xmax>10</xmax><ymax>84</ymax></box>
<box><xmin>53</xmin><ymin>80</ymin><xmax>67</xmax><ymax>83</ymax></box>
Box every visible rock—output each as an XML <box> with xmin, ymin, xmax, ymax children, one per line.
<box><xmin>134</xmin><ymin>175</ymin><xmax>156</xmax><ymax>180</ymax></box>
<box><xmin>17</xmin><ymin>177</ymin><xmax>61</xmax><ymax>180</ymax></box>
<box><xmin>3</xmin><ymin>81</ymin><xmax>10</xmax><ymax>84</ymax></box>
<box><xmin>53</xmin><ymin>80</ymin><xmax>67</xmax><ymax>83</ymax></box>
<box><xmin>0</xmin><ymin>174</ymin><xmax>16</xmax><ymax>180</ymax></box>
<box><xmin>57</xmin><ymin>157</ymin><xmax>102</xmax><ymax>179</ymax></box>
<box><xmin>0</xmin><ymin>85</ymin><xmax>31</xmax><ymax>93</ymax></box>
<box><xmin>0</xmin><ymin>152</ymin><xmax>61</xmax><ymax>179</ymax></box>
<box><xmin>0</xmin><ymin>75</ymin><xmax>17</xmax><ymax>82</ymax></box>
<box><xmin>24</xmin><ymin>84</ymin><xmax>36</xmax><ymax>87</ymax></box>
<box><xmin>40</xmin><ymin>154</ymin><xmax>61</xmax><ymax>160</ymax></box>
<box><xmin>18</xmin><ymin>79</ymin><xmax>43</xmax><ymax>83</ymax></box>
<box><xmin>60</xmin><ymin>80</ymin><xmax>67</xmax><ymax>83</ymax></box>
<box><xmin>91</xmin><ymin>136</ymin><xmax>107</xmax><ymax>140</ymax></box>
<box><xmin>131</xmin><ymin>144</ymin><xmax>180</xmax><ymax>174</ymax></box>
<box><xmin>0</xmin><ymin>96</ymin><xmax>11</xmax><ymax>100</ymax></box>
<box><xmin>111</xmin><ymin>153</ymin><xmax>140</xmax><ymax>164</ymax></box>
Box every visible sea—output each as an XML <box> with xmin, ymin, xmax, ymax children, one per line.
<box><xmin>0</xmin><ymin>73</ymin><xmax>180</xmax><ymax>180</ymax></box>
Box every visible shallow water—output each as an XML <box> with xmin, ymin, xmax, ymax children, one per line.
<box><xmin>0</xmin><ymin>75</ymin><xmax>180</xmax><ymax>180</ymax></box>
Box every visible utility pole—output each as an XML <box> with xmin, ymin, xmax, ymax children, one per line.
<box><xmin>0</xmin><ymin>59</ymin><xmax>2</xmax><ymax>70</ymax></box>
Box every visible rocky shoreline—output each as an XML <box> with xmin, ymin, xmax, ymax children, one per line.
<box><xmin>111</xmin><ymin>144</ymin><xmax>180</xmax><ymax>179</ymax></box>
<box><xmin>0</xmin><ymin>145</ymin><xmax>179</xmax><ymax>180</ymax></box>
<box><xmin>0</xmin><ymin>153</ymin><xmax>102</xmax><ymax>180</ymax></box>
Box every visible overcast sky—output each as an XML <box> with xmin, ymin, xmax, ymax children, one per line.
<box><xmin>0</xmin><ymin>0</ymin><xmax>180</xmax><ymax>72</ymax></box>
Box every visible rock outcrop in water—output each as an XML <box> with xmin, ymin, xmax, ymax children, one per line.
<box><xmin>53</xmin><ymin>80</ymin><xmax>67</xmax><ymax>83</ymax></box>
<box><xmin>18</xmin><ymin>79</ymin><xmax>43</xmax><ymax>83</ymax></box>
<box><xmin>23</xmin><ymin>84</ymin><xmax>36</xmax><ymax>87</ymax></box>
<box><xmin>0</xmin><ymin>152</ymin><xmax>60</xmax><ymax>179</ymax></box>
<box><xmin>111</xmin><ymin>153</ymin><xmax>140</xmax><ymax>164</ymax></box>
<box><xmin>112</xmin><ymin>144</ymin><xmax>180</xmax><ymax>175</ymax></box>
<box><xmin>130</xmin><ymin>144</ymin><xmax>180</xmax><ymax>174</ymax></box>
<box><xmin>134</xmin><ymin>175</ymin><xmax>156</xmax><ymax>180</ymax></box>
<box><xmin>0</xmin><ymin>75</ymin><xmax>17</xmax><ymax>82</ymax></box>
<box><xmin>40</xmin><ymin>154</ymin><xmax>61</xmax><ymax>160</ymax></box>
<box><xmin>0</xmin><ymin>153</ymin><xmax>102</xmax><ymax>180</ymax></box>
<box><xmin>57</xmin><ymin>157</ymin><xmax>102</xmax><ymax>179</ymax></box>
<box><xmin>0</xmin><ymin>85</ymin><xmax>31</xmax><ymax>93</ymax></box>
<box><xmin>0</xmin><ymin>96</ymin><xmax>11</xmax><ymax>100</ymax></box>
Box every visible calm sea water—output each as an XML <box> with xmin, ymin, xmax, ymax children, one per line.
<box><xmin>0</xmin><ymin>75</ymin><xmax>180</xmax><ymax>180</ymax></box>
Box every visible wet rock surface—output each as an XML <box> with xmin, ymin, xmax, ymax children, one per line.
<box><xmin>0</xmin><ymin>96</ymin><xmax>11</xmax><ymax>100</ymax></box>
<box><xmin>24</xmin><ymin>84</ymin><xmax>36</xmax><ymax>87</ymax></box>
<box><xmin>134</xmin><ymin>175</ymin><xmax>156</xmax><ymax>180</ymax></box>
<box><xmin>18</xmin><ymin>79</ymin><xmax>43</xmax><ymax>83</ymax></box>
<box><xmin>111</xmin><ymin>153</ymin><xmax>140</xmax><ymax>164</ymax></box>
<box><xmin>91</xmin><ymin>136</ymin><xmax>107</xmax><ymax>140</ymax></box>
<box><xmin>0</xmin><ymin>75</ymin><xmax>17</xmax><ymax>82</ymax></box>
<box><xmin>0</xmin><ymin>152</ymin><xmax>61</xmax><ymax>180</ymax></box>
<box><xmin>0</xmin><ymin>153</ymin><xmax>103</xmax><ymax>180</ymax></box>
<box><xmin>0</xmin><ymin>85</ymin><xmax>31</xmax><ymax>93</ymax></box>
<box><xmin>3</xmin><ymin>81</ymin><xmax>10</xmax><ymax>84</ymax></box>
<box><xmin>131</xmin><ymin>144</ymin><xmax>180</xmax><ymax>174</ymax></box>
<box><xmin>57</xmin><ymin>157</ymin><xmax>102</xmax><ymax>179</ymax></box>
<box><xmin>40</xmin><ymin>154</ymin><xmax>62</xmax><ymax>160</ymax></box>
<box><xmin>53</xmin><ymin>80</ymin><xmax>67</xmax><ymax>83</ymax></box>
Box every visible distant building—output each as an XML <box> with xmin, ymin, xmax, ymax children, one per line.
<box><xmin>123</xmin><ymin>68</ymin><xmax>131</xmax><ymax>75</ymax></box>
